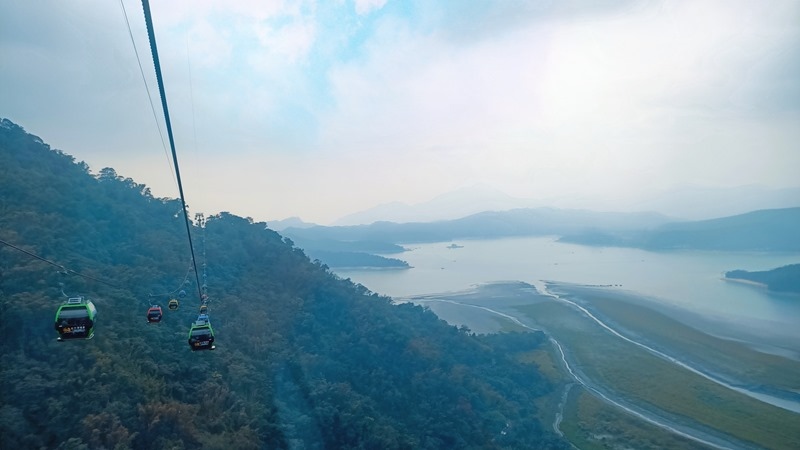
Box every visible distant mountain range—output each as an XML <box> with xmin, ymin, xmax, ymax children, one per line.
<box><xmin>286</xmin><ymin>207</ymin><xmax>673</xmax><ymax>246</ymax></box>
<box><xmin>286</xmin><ymin>206</ymin><xmax>671</xmax><ymax>267</ymax></box>
<box><xmin>332</xmin><ymin>184</ymin><xmax>542</xmax><ymax>225</ymax></box>
<box><xmin>271</xmin><ymin>173</ymin><xmax>799</xmax><ymax>267</ymax></box>
<box><xmin>560</xmin><ymin>207</ymin><xmax>800</xmax><ymax>252</ymax></box>
<box><xmin>268</xmin><ymin>216</ymin><xmax>316</xmax><ymax>231</ymax></box>
<box><xmin>626</xmin><ymin>185</ymin><xmax>800</xmax><ymax>221</ymax></box>
<box><xmin>284</xmin><ymin>207</ymin><xmax>800</xmax><ymax>266</ymax></box>
<box><xmin>329</xmin><ymin>183</ymin><xmax>800</xmax><ymax>226</ymax></box>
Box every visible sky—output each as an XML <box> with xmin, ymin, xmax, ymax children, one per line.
<box><xmin>2</xmin><ymin>0</ymin><xmax>799</xmax><ymax>224</ymax></box>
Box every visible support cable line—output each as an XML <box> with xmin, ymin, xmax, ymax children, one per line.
<box><xmin>6</xmin><ymin>2</ymin><xmax>215</xmax><ymax>343</ymax></box>
<box><xmin>0</xmin><ymin>238</ymin><xmax>125</xmax><ymax>290</ymax></box>
<box><xmin>189</xmin><ymin>213</ymin><xmax>214</xmax><ymax>349</ymax></box>
<box><xmin>118</xmin><ymin>0</ymin><xmax>176</xmax><ymax>190</ymax></box>
<box><xmin>141</xmin><ymin>0</ymin><xmax>215</xmax><ymax>350</ymax></box>
<box><xmin>140</xmin><ymin>0</ymin><xmax>204</xmax><ymax>304</ymax></box>
<box><xmin>147</xmin><ymin>263</ymin><xmax>194</xmax><ymax>298</ymax></box>
<box><xmin>197</xmin><ymin>213</ymin><xmax>209</xmax><ymax>305</ymax></box>
<box><xmin>1</xmin><ymin>238</ymin><xmax>106</xmax><ymax>341</ymax></box>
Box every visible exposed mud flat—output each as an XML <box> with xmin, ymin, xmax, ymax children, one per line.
<box><xmin>405</xmin><ymin>281</ymin><xmax>800</xmax><ymax>450</ymax></box>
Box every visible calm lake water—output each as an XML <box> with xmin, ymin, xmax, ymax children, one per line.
<box><xmin>334</xmin><ymin>236</ymin><xmax>800</xmax><ymax>347</ymax></box>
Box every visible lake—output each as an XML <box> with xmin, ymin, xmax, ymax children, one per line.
<box><xmin>334</xmin><ymin>236</ymin><xmax>800</xmax><ymax>349</ymax></box>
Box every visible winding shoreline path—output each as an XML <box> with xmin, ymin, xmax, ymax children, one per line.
<box><xmin>533</xmin><ymin>280</ymin><xmax>800</xmax><ymax>414</ymax></box>
<box><xmin>413</xmin><ymin>295</ymin><xmax>756</xmax><ymax>450</ymax></box>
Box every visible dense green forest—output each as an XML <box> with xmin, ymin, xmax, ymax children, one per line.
<box><xmin>0</xmin><ymin>118</ymin><xmax>565</xmax><ymax>449</ymax></box>
<box><xmin>726</xmin><ymin>264</ymin><xmax>800</xmax><ymax>293</ymax></box>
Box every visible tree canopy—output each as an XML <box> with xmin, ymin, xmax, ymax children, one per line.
<box><xmin>726</xmin><ymin>264</ymin><xmax>800</xmax><ymax>293</ymax></box>
<box><xmin>0</xmin><ymin>118</ymin><xmax>565</xmax><ymax>449</ymax></box>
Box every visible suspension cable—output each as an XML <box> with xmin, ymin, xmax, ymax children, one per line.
<box><xmin>148</xmin><ymin>263</ymin><xmax>194</xmax><ymax>298</ymax></box>
<box><xmin>141</xmin><ymin>0</ymin><xmax>204</xmax><ymax>303</ymax></box>
<box><xmin>197</xmin><ymin>213</ymin><xmax>209</xmax><ymax>308</ymax></box>
<box><xmin>0</xmin><ymin>238</ymin><xmax>125</xmax><ymax>290</ymax></box>
<box><xmin>118</xmin><ymin>0</ymin><xmax>176</xmax><ymax>190</ymax></box>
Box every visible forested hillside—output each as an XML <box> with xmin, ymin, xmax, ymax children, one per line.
<box><xmin>726</xmin><ymin>264</ymin><xmax>800</xmax><ymax>293</ymax></box>
<box><xmin>0</xmin><ymin>119</ymin><xmax>565</xmax><ymax>449</ymax></box>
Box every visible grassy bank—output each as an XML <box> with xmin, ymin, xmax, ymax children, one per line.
<box><xmin>515</xmin><ymin>300</ymin><xmax>800</xmax><ymax>449</ymax></box>
<box><xmin>521</xmin><ymin>343</ymin><xmax>715</xmax><ymax>449</ymax></box>
<box><xmin>549</xmin><ymin>283</ymin><xmax>800</xmax><ymax>394</ymax></box>
<box><xmin>561</xmin><ymin>385</ymin><xmax>715</xmax><ymax>450</ymax></box>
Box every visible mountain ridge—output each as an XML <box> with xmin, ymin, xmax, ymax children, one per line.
<box><xmin>332</xmin><ymin>184</ymin><xmax>541</xmax><ymax>225</ymax></box>
<box><xmin>332</xmin><ymin>183</ymin><xmax>800</xmax><ymax>226</ymax></box>
<box><xmin>560</xmin><ymin>207</ymin><xmax>800</xmax><ymax>251</ymax></box>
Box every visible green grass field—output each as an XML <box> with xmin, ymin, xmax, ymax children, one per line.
<box><xmin>554</xmin><ymin>285</ymin><xmax>800</xmax><ymax>394</ymax></box>
<box><xmin>515</xmin><ymin>300</ymin><xmax>800</xmax><ymax>449</ymax></box>
<box><xmin>560</xmin><ymin>385</ymin><xmax>716</xmax><ymax>450</ymax></box>
<box><xmin>520</xmin><ymin>345</ymin><xmax>717</xmax><ymax>449</ymax></box>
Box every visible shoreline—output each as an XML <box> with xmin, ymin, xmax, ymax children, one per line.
<box><xmin>401</xmin><ymin>279</ymin><xmax>800</xmax><ymax>359</ymax></box>
<box><xmin>405</xmin><ymin>281</ymin><xmax>800</xmax><ymax>408</ymax></box>
<box><xmin>407</xmin><ymin>282</ymin><xmax>795</xmax><ymax>448</ymax></box>
<box><xmin>333</xmin><ymin>265</ymin><xmax>412</xmax><ymax>271</ymax></box>
<box><xmin>546</xmin><ymin>280</ymin><xmax>800</xmax><ymax>360</ymax></box>
<box><xmin>542</xmin><ymin>282</ymin><xmax>800</xmax><ymax>406</ymax></box>
<box><xmin>722</xmin><ymin>277</ymin><xmax>800</xmax><ymax>297</ymax></box>
<box><xmin>722</xmin><ymin>277</ymin><xmax>768</xmax><ymax>289</ymax></box>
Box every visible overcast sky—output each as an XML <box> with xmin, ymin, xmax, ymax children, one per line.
<box><xmin>2</xmin><ymin>0</ymin><xmax>799</xmax><ymax>224</ymax></box>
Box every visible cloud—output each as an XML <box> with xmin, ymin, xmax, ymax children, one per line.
<box><xmin>2</xmin><ymin>0</ymin><xmax>798</xmax><ymax>223</ymax></box>
<box><xmin>251</xmin><ymin>20</ymin><xmax>317</xmax><ymax>65</ymax></box>
<box><xmin>353</xmin><ymin>0</ymin><xmax>388</xmax><ymax>16</ymax></box>
<box><xmin>328</xmin><ymin>2</ymin><xmax>799</xmax><ymax>219</ymax></box>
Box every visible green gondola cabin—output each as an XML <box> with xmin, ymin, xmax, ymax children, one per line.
<box><xmin>54</xmin><ymin>297</ymin><xmax>97</xmax><ymax>341</ymax></box>
<box><xmin>188</xmin><ymin>320</ymin><xmax>215</xmax><ymax>350</ymax></box>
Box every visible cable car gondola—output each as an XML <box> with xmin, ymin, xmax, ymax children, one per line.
<box><xmin>188</xmin><ymin>320</ymin><xmax>215</xmax><ymax>351</ymax></box>
<box><xmin>146</xmin><ymin>305</ymin><xmax>163</xmax><ymax>323</ymax></box>
<box><xmin>55</xmin><ymin>297</ymin><xmax>97</xmax><ymax>341</ymax></box>
<box><xmin>168</xmin><ymin>298</ymin><xmax>179</xmax><ymax>310</ymax></box>
<box><xmin>199</xmin><ymin>304</ymin><xmax>208</xmax><ymax>315</ymax></box>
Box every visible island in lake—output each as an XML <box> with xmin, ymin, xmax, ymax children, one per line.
<box><xmin>725</xmin><ymin>263</ymin><xmax>800</xmax><ymax>294</ymax></box>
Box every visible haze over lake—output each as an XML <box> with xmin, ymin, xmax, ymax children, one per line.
<box><xmin>335</xmin><ymin>236</ymin><xmax>800</xmax><ymax>352</ymax></box>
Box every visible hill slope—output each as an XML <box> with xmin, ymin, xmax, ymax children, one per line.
<box><xmin>560</xmin><ymin>207</ymin><xmax>800</xmax><ymax>251</ymax></box>
<box><xmin>725</xmin><ymin>264</ymin><xmax>800</xmax><ymax>293</ymax></box>
<box><xmin>0</xmin><ymin>118</ymin><xmax>565</xmax><ymax>449</ymax></box>
<box><xmin>286</xmin><ymin>208</ymin><xmax>672</xmax><ymax>245</ymax></box>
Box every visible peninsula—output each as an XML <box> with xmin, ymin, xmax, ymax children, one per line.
<box><xmin>725</xmin><ymin>264</ymin><xmax>800</xmax><ymax>294</ymax></box>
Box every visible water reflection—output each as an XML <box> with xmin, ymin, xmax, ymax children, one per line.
<box><xmin>335</xmin><ymin>236</ymin><xmax>800</xmax><ymax>347</ymax></box>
